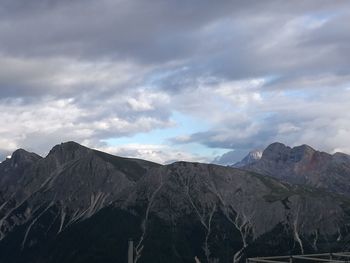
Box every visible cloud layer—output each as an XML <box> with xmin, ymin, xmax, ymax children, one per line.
<box><xmin>1</xmin><ymin>0</ymin><xmax>350</xmax><ymax>163</ymax></box>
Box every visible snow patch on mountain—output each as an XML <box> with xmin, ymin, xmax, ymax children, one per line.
<box><xmin>232</xmin><ymin>150</ymin><xmax>263</xmax><ymax>167</ymax></box>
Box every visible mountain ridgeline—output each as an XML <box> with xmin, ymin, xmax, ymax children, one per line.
<box><xmin>0</xmin><ymin>141</ymin><xmax>350</xmax><ymax>263</ymax></box>
<box><xmin>242</xmin><ymin>142</ymin><xmax>350</xmax><ymax>196</ymax></box>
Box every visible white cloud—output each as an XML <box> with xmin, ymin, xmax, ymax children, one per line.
<box><xmin>97</xmin><ymin>143</ymin><xmax>209</xmax><ymax>164</ymax></box>
<box><xmin>170</xmin><ymin>75</ymin><xmax>350</xmax><ymax>155</ymax></box>
<box><xmin>127</xmin><ymin>89</ymin><xmax>170</xmax><ymax>112</ymax></box>
<box><xmin>0</xmin><ymin>88</ymin><xmax>173</xmax><ymax>157</ymax></box>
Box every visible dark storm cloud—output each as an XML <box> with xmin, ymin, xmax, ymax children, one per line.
<box><xmin>1</xmin><ymin>0</ymin><xmax>349</xmax><ymax>97</ymax></box>
<box><xmin>0</xmin><ymin>0</ymin><xmax>347</xmax><ymax>63</ymax></box>
<box><xmin>0</xmin><ymin>0</ymin><xmax>238</xmax><ymax>61</ymax></box>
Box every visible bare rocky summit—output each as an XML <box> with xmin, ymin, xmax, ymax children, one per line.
<box><xmin>243</xmin><ymin>142</ymin><xmax>350</xmax><ymax>195</ymax></box>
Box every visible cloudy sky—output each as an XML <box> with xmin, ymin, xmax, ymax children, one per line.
<box><xmin>1</xmin><ymin>0</ymin><xmax>350</xmax><ymax>164</ymax></box>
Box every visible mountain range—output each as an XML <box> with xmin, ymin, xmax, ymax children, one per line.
<box><xmin>0</xmin><ymin>141</ymin><xmax>350</xmax><ymax>263</ymax></box>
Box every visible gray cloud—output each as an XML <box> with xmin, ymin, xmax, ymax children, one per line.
<box><xmin>1</xmin><ymin>1</ymin><xmax>350</xmax><ymax>96</ymax></box>
<box><xmin>173</xmin><ymin>85</ymin><xmax>350</xmax><ymax>155</ymax></box>
<box><xmin>0</xmin><ymin>0</ymin><xmax>238</xmax><ymax>61</ymax></box>
<box><xmin>0</xmin><ymin>0</ymin><xmax>350</xmax><ymax>162</ymax></box>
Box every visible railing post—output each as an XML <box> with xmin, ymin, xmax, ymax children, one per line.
<box><xmin>128</xmin><ymin>239</ymin><xmax>134</xmax><ymax>263</ymax></box>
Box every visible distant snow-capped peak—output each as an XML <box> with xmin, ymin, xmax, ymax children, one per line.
<box><xmin>232</xmin><ymin>150</ymin><xmax>262</xmax><ymax>167</ymax></box>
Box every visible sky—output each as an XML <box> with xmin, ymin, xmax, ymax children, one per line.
<box><xmin>1</xmin><ymin>0</ymin><xmax>350</xmax><ymax>164</ymax></box>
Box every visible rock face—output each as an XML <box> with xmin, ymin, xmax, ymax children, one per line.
<box><xmin>233</xmin><ymin>150</ymin><xmax>262</xmax><ymax>168</ymax></box>
<box><xmin>243</xmin><ymin>142</ymin><xmax>350</xmax><ymax>195</ymax></box>
<box><xmin>1</xmin><ymin>142</ymin><xmax>350</xmax><ymax>263</ymax></box>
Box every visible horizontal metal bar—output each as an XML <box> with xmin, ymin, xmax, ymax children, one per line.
<box><xmin>253</xmin><ymin>256</ymin><xmax>291</xmax><ymax>260</ymax></box>
<box><xmin>249</xmin><ymin>252</ymin><xmax>350</xmax><ymax>263</ymax></box>
<box><xmin>292</xmin><ymin>255</ymin><xmax>344</xmax><ymax>262</ymax></box>
<box><xmin>298</xmin><ymin>253</ymin><xmax>332</xmax><ymax>257</ymax></box>
<box><xmin>333</xmin><ymin>253</ymin><xmax>350</xmax><ymax>258</ymax></box>
<box><xmin>250</xmin><ymin>253</ymin><xmax>332</xmax><ymax>260</ymax></box>
<box><xmin>248</xmin><ymin>259</ymin><xmax>287</xmax><ymax>263</ymax></box>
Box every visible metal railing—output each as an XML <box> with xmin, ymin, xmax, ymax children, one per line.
<box><xmin>247</xmin><ymin>252</ymin><xmax>350</xmax><ymax>263</ymax></box>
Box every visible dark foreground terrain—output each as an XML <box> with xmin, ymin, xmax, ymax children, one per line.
<box><xmin>1</xmin><ymin>141</ymin><xmax>350</xmax><ymax>263</ymax></box>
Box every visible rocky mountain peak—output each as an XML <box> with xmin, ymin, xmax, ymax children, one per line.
<box><xmin>9</xmin><ymin>149</ymin><xmax>42</xmax><ymax>167</ymax></box>
<box><xmin>333</xmin><ymin>152</ymin><xmax>350</xmax><ymax>163</ymax></box>
<box><xmin>290</xmin><ymin>144</ymin><xmax>316</xmax><ymax>161</ymax></box>
<box><xmin>261</xmin><ymin>142</ymin><xmax>290</xmax><ymax>160</ymax></box>
<box><xmin>47</xmin><ymin>141</ymin><xmax>92</xmax><ymax>164</ymax></box>
<box><xmin>260</xmin><ymin>142</ymin><xmax>316</xmax><ymax>163</ymax></box>
<box><xmin>242</xmin><ymin>142</ymin><xmax>350</xmax><ymax>195</ymax></box>
<box><xmin>233</xmin><ymin>149</ymin><xmax>263</xmax><ymax>167</ymax></box>
<box><xmin>0</xmin><ymin>149</ymin><xmax>42</xmax><ymax>190</ymax></box>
